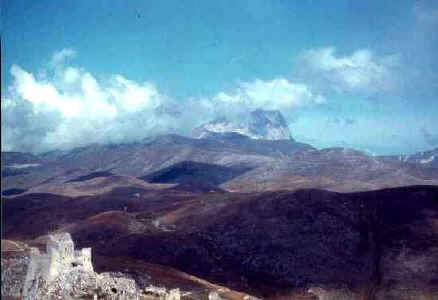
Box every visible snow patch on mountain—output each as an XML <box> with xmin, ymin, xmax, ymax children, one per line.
<box><xmin>7</xmin><ymin>163</ymin><xmax>41</xmax><ymax>169</ymax></box>
<box><xmin>392</xmin><ymin>148</ymin><xmax>438</xmax><ymax>166</ymax></box>
<box><xmin>420</xmin><ymin>155</ymin><xmax>435</xmax><ymax>164</ymax></box>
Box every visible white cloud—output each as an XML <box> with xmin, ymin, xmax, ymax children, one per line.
<box><xmin>211</xmin><ymin>78</ymin><xmax>325</xmax><ymax>113</ymax></box>
<box><xmin>50</xmin><ymin>48</ymin><xmax>76</xmax><ymax>66</ymax></box>
<box><xmin>299</xmin><ymin>47</ymin><xmax>400</xmax><ymax>94</ymax></box>
<box><xmin>2</xmin><ymin>49</ymin><xmax>179</xmax><ymax>152</ymax></box>
<box><xmin>108</xmin><ymin>75</ymin><xmax>160</xmax><ymax>113</ymax></box>
<box><xmin>2</xmin><ymin>49</ymin><xmax>325</xmax><ymax>152</ymax></box>
<box><xmin>9</xmin><ymin>64</ymin><xmax>117</xmax><ymax>119</ymax></box>
<box><xmin>10</xmin><ymin>64</ymin><xmax>62</xmax><ymax>109</ymax></box>
<box><xmin>63</xmin><ymin>67</ymin><xmax>80</xmax><ymax>84</ymax></box>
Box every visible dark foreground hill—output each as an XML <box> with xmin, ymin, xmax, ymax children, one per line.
<box><xmin>3</xmin><ymin>185</ymin><xmax>438</xmax><ymax>299</ymax></box>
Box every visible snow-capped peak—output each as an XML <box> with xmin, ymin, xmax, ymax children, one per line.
<box><xmin>192</xmin><ymin>109</ymin><xmax>293</xmax><ymax>140</ymax></box>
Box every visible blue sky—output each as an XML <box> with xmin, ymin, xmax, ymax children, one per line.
<box><xmin>2</xmin><ymin>0</ymin><xmax>438</xmax><ymax>154</ymax></box>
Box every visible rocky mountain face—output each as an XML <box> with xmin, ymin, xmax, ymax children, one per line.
<box><xmin>192</xmin><ymin>109</ymin><xmax>292</xmax><ymax>140</ymax></box>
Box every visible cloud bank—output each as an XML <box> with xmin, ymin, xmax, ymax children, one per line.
<box><xmin>198</xmin><ymin>78</ymin><xmax>325</xmax><ymax>120</ymax></box>
<box><xmin>2</xmin><ymin>49</ymin><xmax>326</xmax><ymax>153</ymax></box>
<box><xmin>296</xmin><ymin>47</ymin><xmax>401</xmax><ymax>94</ymax></box>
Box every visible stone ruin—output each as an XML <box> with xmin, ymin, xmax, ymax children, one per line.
<box><xmin>24</xmin><ymin>233</ymin><xmax>93</xmax><ymax>293</ymax></box>
<box><xmin>1</xmin><ymin>233</ymin><xmax>206</xmax><ymax>299</ymax></box>
<box><xmin>2</xmin><ymin>234</ymin><xmax>259</xmax><ymax>300</ymax></box>
<box><xmin>21</xmin><ymin>233</ymin><xmax>139</xmax><ymax>299</ymax></box>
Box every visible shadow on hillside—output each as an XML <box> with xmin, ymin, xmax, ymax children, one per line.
<box><xmin>139</xmin><ymin>161</ymin><xmax>253</xmax><ymax>186</ymax></box>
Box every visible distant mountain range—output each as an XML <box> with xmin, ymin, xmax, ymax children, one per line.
<box><xmin>2</xmin><ymin>109</ymin><xmax>438</xmax><ymax>196</ymax></box>
<box><xmin>1</xmin><ymin>112</ymin><xmax>437</xmax><ymax>196</ymax></box>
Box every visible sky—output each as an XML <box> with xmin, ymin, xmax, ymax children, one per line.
<box><xmin>2</xmin><ymin>0</ymin><xmax>438</xmax><ymax>155</ymax></box>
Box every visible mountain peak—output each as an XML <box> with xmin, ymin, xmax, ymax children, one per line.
<box><xmin>192</xmin><ymin>109</ymin><xmax>293</xmax><ymax>141</ymax></box>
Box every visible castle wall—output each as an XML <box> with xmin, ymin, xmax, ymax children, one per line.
<box><xmin>47</xmin><ymin>233</ymin><xmax>74</xmax><ymax>259</ymax></box>
<box><xmin>23</xmin><ymin>248</ymin><xmax>43</xmax><ymax>299</ymax></box>
<box><xmin>78</xmin><ymin>248</ymin><xmax>94</xmax><ymax>272</ymax></box>
<box><xmin>43</xmin><ymin>233</ymin><xmax>81</xmax><ymax>282</ymax></box>
<box><xmin>20</xmin><ymin>233</ymin><xmax>143</xmax><ymax>299</ymax></box>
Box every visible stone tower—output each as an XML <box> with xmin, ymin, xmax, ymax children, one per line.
<box><xmin>22</xmin><ymin>233</ymin><xmax>94</xmax><ymax>299</ymax></box>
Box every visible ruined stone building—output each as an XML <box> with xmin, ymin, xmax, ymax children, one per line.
<box><xmin>21</xmin><ymin>233</ymin><xmax>139</xmax><ymax>299</ymax></box>
<box><xmin>2</xmin><ymin>233</ymin><xmax>193</xmax><ymax>299</ymax></box>
<box><xmin>24</xmin><ymin>233</ymin><xmax>93</xmax><ymax>292</ymax></box>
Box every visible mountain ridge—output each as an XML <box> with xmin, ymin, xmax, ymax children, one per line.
<box><xmin>2</xmin><ymin>136</ymin><xmax>438</xmax><ymax>196</ymax></box>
